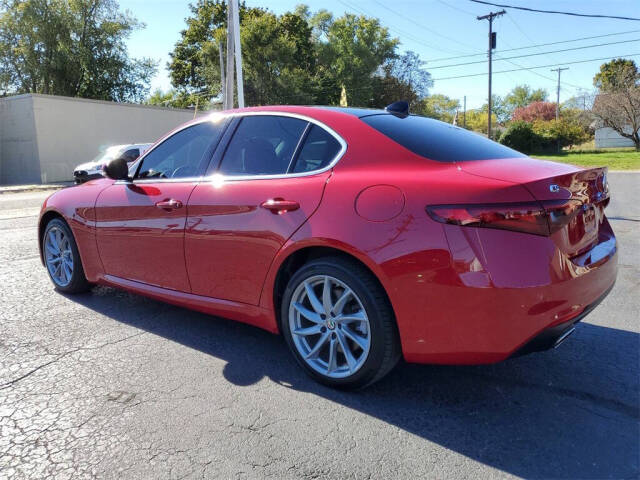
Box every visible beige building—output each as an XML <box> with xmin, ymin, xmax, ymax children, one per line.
<box><xmin>0</xmin><ymin>94</ymin><xmax>212</xmax><ymax>185</ymax></box>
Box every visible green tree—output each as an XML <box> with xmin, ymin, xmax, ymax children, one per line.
<box><xmin>459</xmin><ymin>109</ymin><xmax>497</xmax><ymax>133</ymax></box>
<box><xmin>418</xmin><ymin>94</ymin><xmax>459</xmax><ymax>123</ymax></box>
<box><xmin>594</xmin><ymin>58</ymin><xmax>638</xmax><ymax>92</ymax></box>
<box><xmin>241</xmin><ymin>10</ymin><xmax>316</xmax><ymax>105</ymax></box>
<box><xmin>146</xmin><ymin>88</ymin><xmax>214</xmax><ymax>110</ymax></box>
<box><xmin>168</xmin><ymin>1</ymin><xmax>239</xmax><ymax>102</ymax></box>
<box><xmin>369</xmin><ymin>51</ymin><xmax>432</xmax><ymax>109</ymax></box>
<box><xmin>503</xmin><ymin>84</ymin><xmax>548</xmax><ymax>120</ymax></box>
<box><xmin>322</xmin><ymin>13</ymin><xmax>398</xmax><ymax>106</ymax></box>
<box><xmin>0</xmin><ymin>0</ymin><xmax>156</xmax><ymax>102</ymax></box>
<box><xmin>168</xmin><ymin>2</ymin><xmax>322</xmax><ymax>105</ymax></box>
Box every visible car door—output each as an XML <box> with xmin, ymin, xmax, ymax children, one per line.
<box><xmin>95</xmin><ymin>118</ymin><xmax>228</xmax><ymax>291</ymax></box>
<box><xmin>185</xmin><ymin>114</ymin><xmax>346</xmax><ymax>305</ymax></box>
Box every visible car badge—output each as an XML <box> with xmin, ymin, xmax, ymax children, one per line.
<box><xmin>549</xmin><ymin>184</ymin><xmax>560</xmax><ymax>193</ymax></box>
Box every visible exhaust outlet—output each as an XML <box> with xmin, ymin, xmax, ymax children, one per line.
<box><xmin>553</xmin><ymin>327</ymin><xmax>576</xmax><ymax>349</ymax></box>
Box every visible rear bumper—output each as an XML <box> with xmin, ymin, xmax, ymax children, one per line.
<box><xmin>392</xmin><ymin>223</ymin><xmax>618</xmax><ymax>365</ymax></box>
<box><xmin>511</xmin><ymin>280</ymin><xmax>614</xmax><ymax>357</ymax></box>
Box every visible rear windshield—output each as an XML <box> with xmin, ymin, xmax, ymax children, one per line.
<box><xmin>360</xmin><ymin>114</ymin><xmax>525</xmax><ymax>162</ymax></box>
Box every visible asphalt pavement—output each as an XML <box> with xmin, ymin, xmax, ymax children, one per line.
<box><xmin>1</xmin><ymin>174</ymin><xmax>638</xmax><ymax>479</ymax></box>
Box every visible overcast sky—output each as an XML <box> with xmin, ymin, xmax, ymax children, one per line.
<box><xmin>119</xmin><ymin>0</ymin><xmax>640</xmax><ymax>108</ymax></box>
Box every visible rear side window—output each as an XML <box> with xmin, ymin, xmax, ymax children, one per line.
<box><xmin>361</xmin><ymin>114</ymin><xmax>525</xmax><ymax>162</ymax></box>
<box><xmin>219</xmin><ymin>116</ymin><xmax>308</xmax><ymax>175</ymax></box>
<box><xmin>291</xmin><ymin>125</ymin><xmax>342</xmax><ymax>173</ymax></box>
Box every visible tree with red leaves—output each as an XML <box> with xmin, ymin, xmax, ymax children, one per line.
<box><xmin>512</xmin><ymin>101</ymin><xmax>557</xmax><ymax>122</ymax></box>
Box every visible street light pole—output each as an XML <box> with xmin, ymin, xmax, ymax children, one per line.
<box><xmin>477</xmin><ymin>9</ymin><xmax>505</xmax><ymax>139</ymax></box>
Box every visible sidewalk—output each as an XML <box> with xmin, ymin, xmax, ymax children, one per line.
<box><xmin>0</xmin><ymin>182</ymin><xmax>73</xmax><ymax>194</ymax></box>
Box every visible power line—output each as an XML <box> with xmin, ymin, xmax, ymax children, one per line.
<box><xmin>435</xmin><ymin>0</ymin><xmax>479</xmax><ymax>17</ymax></box>
<box><xmin>371</xmin><ymin>0</ymin><xmax>477</xmax><ymax>51</ymax></box>
<box><xmin>431</xmin><ymin>53</ymin><xmax>640</xmax><ymax>81</ymax></box>
<box><xmin>427</xmin><ymin>38</ymin><xmax>640</xmax><ymax>69</ymax></box>
<box><xmin>427</xmin><ymin>30</ymin><xmax>640</xmax><ymax>62</ymax></box>
<box><xmin>336</xmin><ymin>0</ymin><xmax>469</xmax><ymax>54</ymax></box>
<box><xmin>493</xmin><ymin>53</ymin><xmax>585</xmax><ymax>89</ymax></box>
<box><xmin>502</xmin><ymin>12</ymin><xmax>578</xmax><ymax>87</ymax></box>
<box><xmin>469</xmin><ymin>1</ymin><xmax>640</xmax><ymax>22</ymax></box>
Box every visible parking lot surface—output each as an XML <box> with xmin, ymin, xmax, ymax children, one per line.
<box><xmin>1</xmin><ymin>174</ymin><xmax>638</xmax><ymax>479</ymax></box>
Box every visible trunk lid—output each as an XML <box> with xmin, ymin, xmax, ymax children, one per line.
<box><xmin>459</xmin><ymin>157</ymin><xmax>611</xmax><ymax>257</ymax></box>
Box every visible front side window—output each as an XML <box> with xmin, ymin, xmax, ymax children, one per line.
<box><xmin>291</xmin><ymin>125</ymin><xmax>342</xmax><ymax>173</ymax></box>
<box><xmin>219</xmin><ymin>116</ymin><xmax>308</xmax><ymax>176</ymax></box>
<box><xmin>136</xmin><ymin>120</ymin><xmax>226</xmax><ymax>180</ymax></box>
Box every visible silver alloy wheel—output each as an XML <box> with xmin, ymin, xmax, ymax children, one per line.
<box><xmin>288</xmin><ymin>275</ymin><xmax>371</xmax><ymax>378</ymax></box>
<box><xmin>44</xmin><ymin>226</ymin><xmax>74</xmax><ymax>287</ymax></box>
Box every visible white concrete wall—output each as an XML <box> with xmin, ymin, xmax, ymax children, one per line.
<box><xmin>0</xmin><ymin>95</ymin><xmax>42</xmax><ymax>184</ymax></box>
<box><xmin>595</xmin><ymin>126</ymin><xmax>636</xmax><ymax>149</ymax></box>
<box><xmin>0</xmin><ymin>94</ymin><xmax>213</xmax><ymax>184</ymax></box>
<box><xmin>32</xmin><ymin>94</ymin><xmax>209</xmax><ymax>183</ymax></box>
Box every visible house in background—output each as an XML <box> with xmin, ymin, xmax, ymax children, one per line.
<box><xmin>0</xmin><ymin>94</ymin><xmax>214</xmax><ymax>185</ymax></box>
<box><xmin>595</xmin><ymin>126</ymin><xmax>637</xmax><ymax>149</ymax></box>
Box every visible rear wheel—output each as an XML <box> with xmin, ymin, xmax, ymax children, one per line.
<box><xmin>281</xmin><ymin>256</ymin><xmax>400</xmax><ymax>389</ymax></box>
<box><xmin>43</xmin><ymin>218</ymin><xmax>91</xmax><ymax>293</ymax></box>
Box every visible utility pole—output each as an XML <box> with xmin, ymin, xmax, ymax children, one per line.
<box><xmin>550</xmin><ymin>67</ymin><xmax>569</xmax><ymax>120</ymax></box>
<box><xmin>218</xmin><ymin>40</ymin><xmax>225</xmax><ymax>108</ymax></box>
<box><xmin>477</xmin><ymin>9</ymin><xmax>505</xmax><ymax>139</ymax></box>
<box><xmin>463</xmin><ymin>95</ymin><xmax>467</xmax><ymax>128</ymax></box>
<box><xmin>230</xmin><ymin>0</ymin><xmax>244</xmax><ymax>108</ymax></box>
<box><xmin>224</xmin><ymin>0</ymin><xmax>235</xmax><ymax>110</ymax></box>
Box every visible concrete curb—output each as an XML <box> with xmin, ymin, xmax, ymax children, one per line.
<box><xmin>0</xmin><ymin>183</ymin><xmax>73</xmax><ymax>194</ymax></box>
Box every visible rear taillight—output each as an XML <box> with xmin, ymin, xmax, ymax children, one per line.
<box><xmin>426</xmin><ymin>199</ymin><xmax>585</xmax><ymax>236</ymax></box>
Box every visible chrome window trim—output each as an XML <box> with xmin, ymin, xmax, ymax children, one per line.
<box><xmin>117</xmin><ymin>110</ymin><xmax>348</xmax><ymax>184</ymax></box>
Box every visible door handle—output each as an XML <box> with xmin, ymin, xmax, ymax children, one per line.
<box><xmin>155</xmin><ymin>199</ymin><xmax>183</xmax><ymax>210</ymax></box>
<box><xmin>261</xmin><ymin>198</ymin><xmax>300</xmax><ymax>214</ymax></box>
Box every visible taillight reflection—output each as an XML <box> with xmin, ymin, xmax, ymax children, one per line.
<box><xmin>426</xmin><ymin>199</ymin><xmax>594</xmax><ymax>237</ymax></box>
<box><xmin>427</xmin><ymin>202</ymin><xmax>550</xmax><ymax>236</ymax></box>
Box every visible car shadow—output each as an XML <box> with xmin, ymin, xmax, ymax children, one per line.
<box><xmin>72</xmin><ymin>285</ymin><xmax>639</xmax><ymax>479</ymax></box>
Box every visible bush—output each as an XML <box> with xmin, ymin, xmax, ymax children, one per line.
<box><xmin>532</xmin><ymin>119</ymin><xmax>590</xmax><ymax>149</ymax></box>
<box><xmin>499</xmin><ymin>119</ymin><xmax>591</xmax><ymax>153</ymax></box>
<box><xmin>498</xmin><ymin>121</ymin><xmax>543</xmax><ymax>153</ymax></box>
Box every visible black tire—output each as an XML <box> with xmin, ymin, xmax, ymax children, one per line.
<box><xmin>281</xmin><ymin>256</ymin><xmax>401</xmax><ymax>390</ymax></box>
<box><xmin>42</xmin><ymin>218</ymin><xmax>92</xmax><ymax>294</ymax></box>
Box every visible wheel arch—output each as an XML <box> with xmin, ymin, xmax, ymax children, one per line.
<box><xmin>38</xmin><ymin>209</ymin><xmax>66</xmax><ymax>265</ymax></box>
<box><xmin>267</xmin><ymin>242</ymin><xmax>395</xmax><ymax>334</ymax></box>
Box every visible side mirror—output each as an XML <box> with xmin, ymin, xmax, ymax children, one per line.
<box><xmin>104</xmin><ymin>157</ymin><xmax>130</xmax><ymax>181</ymax></box>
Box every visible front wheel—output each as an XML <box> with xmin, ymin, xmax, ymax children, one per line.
<box><xmin>42</xmin><ymin>218</ymin><xmax>91</xmax><ymax>293</ymax></box>
<box><xmin>281</xmin><ymin>257</ymin><xmax>401</xmax><ymax>390</ymax></box>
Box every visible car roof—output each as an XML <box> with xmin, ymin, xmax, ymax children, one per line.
<box><xmin>210</xmin><ymin>105</ymin><xmax>391</xmax><ymax>120</ymax></box>
<box><xmin>313</xmin><ymin>106</ymin><xmax>388</xmax><ymax>118</ymax></box>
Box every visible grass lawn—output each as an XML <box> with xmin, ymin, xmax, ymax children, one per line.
<box><xmin>533</xmin><ymin>150</ymin><xmax>640</xmax><ymax>170</ymax></box>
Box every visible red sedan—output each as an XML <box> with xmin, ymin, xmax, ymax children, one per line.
<box><xmin>39</xmin><ymin>104</ymin><xmax>617</xmax><ymax>389</ymax></box>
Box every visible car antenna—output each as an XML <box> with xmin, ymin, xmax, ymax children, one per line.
<box><xmin>385</xmin><ymin>101</ymin><xmax>409</xmax><ymax>118</ymax></box>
